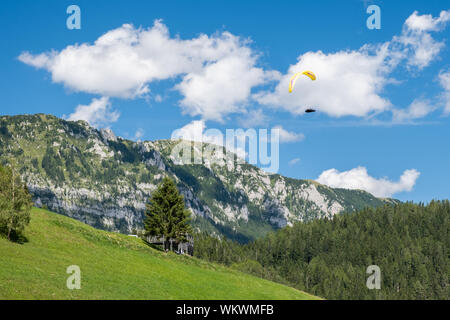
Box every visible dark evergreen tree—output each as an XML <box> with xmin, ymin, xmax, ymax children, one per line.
<box><xmin>144</xmin><ymin>177</ymin><xmax>192</xmax><ymax>251</ymax></box>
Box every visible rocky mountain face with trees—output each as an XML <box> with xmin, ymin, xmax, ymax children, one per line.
<box><xmin>0</xmin><ymin>114</ymin><xmax>397</xmax><ymax>242</ymax></box>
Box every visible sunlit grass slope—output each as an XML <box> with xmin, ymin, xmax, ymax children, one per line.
<box><xmin>0</xmin><ymin>208</ymin><xmax>318</xmax><ymax>300</ymax></box>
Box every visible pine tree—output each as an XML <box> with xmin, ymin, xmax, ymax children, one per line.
<box><xmin>144</xmin><ymin>177</ymin><xmax>192</xmax><ymax>251</ymax></box>
<box><xmin>0</xmin><ymin>164</ymin><xmax>32</xmax><ymax>241</ymax></box>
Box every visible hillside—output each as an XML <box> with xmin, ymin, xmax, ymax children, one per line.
<box><xmin>0</xmin><ymin>207</ymin><xmax>318</xmax><ymax>300</ymax></box>
<box><xmin>0</xmin><ymin>114</ymin><xmax>397</xmax><ymax>242</ymax></box>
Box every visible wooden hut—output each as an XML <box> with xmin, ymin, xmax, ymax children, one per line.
<box><xmin>146</xmin><ymin>234</ymin><xmax>194</xmax><ymax>256</ymax></box>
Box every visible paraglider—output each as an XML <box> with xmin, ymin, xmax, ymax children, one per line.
<box><xmin>288</xmin><ymin>70</ymin><xmax>316</xmax><ymax>93</ymax></box>
<box><xmin>288</xmin><ymin>70</ymin><xmax>317</xmax><ymax>113</ymax></box>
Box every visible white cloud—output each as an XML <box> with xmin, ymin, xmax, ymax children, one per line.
<box><xmin>316</xmin><ymin>166</ymin><xmax>420</xmax><ymax>198</ymax></box>
<box><xmin>255</xmin><ymin>45</ymin><xmax>394</xmax><ymax>117</ymax></box>
<box><xmin>154</xmin><ymin>94</ymin><xmax>163</xmax><ymax>103</ymax></box>
<box><xmin>439</xmin><ymin>70</ymin><xmax>450</xmax><ymax>114</ymax></box>
<box><xmin>237</xmin><ymin>109</ymin><xmax>268</xmax><ymax>128</ymax></box>
<box><xmin>134</xmin><ymin>128</ymin><xmax>144</xmax><ymax>141</ymax></box>
<box><xmin>170</xmin><ymin>120</ymin><xmax>246</xmax><ymax>159</ymax></box>
<box><xmin>66</xmin><ymin>97</ymin><xmax>119</xmax><ymax>128</ymax></box>
<box><xmin>395</xmin><ymin>10</ymin><xmax>450</xmax><ymax>69</ymax></box>
<box><xmin>404</xmin><ymin>10</ymin><xmax>450</xmax><ymax>32</ymax></box>
<box><xmin>256</xmin><ymin>10</ymin><xmax>450</xmax><ymax>119</ymax></box>
<box><xmin>176</xmin><ymin>53</ymin><xmax>274</xmax><ymax>122</ymax></box>
<box><xmin>171</xmin><ymin>120</ymin><xmax>211</xmax><ymax>143</ymax></box>
<box><xmin>392</xmin><ymin>99</ymin><xmax>435</xmax><ymax>122</ymax></box>
<box><xmin>273</xmin><ymin>125</ymin><xmax>305</xmax><ymax>143</ymax></box>
<box><xmin>19</xmin><ymin>11</ymin><xmax>450</xmax><ymax>123</ymax></box>
<box><xmin>173</xmin><ymin>121</ymin><xmax>304</xmax><ymax>147</ymax></box>
<box><xmin>288</xmin><ymin>158</ymin><xmax>301</xmax><ymax>166</ymax></box>
<box><xmin>403</xmin><ymin>33</ymin><xmax>444</xmax><ymax>69</ymax></box>
<box><xmin>18</xmin><ymin>51</ymin><xmax>54</xmax><ymax>69</ymax></box>
<box><xmin>19</xmin><ymin>21</ymin><xmax>275</xmax><ymax>122</ymax></box>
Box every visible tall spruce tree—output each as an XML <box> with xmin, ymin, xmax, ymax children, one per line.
<box><xmin>144</xmin><ymin>177</ymin><xmax>192</xmax><ymax>251</ymax></box>
<box><xmin>0</xmin><ymin>164</ymin><xmax>32</xmax><ymax>241</ymax></box>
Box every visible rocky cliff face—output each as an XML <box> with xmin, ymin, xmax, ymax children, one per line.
<box><xmin>0</xmin><ymin>114</ymin><xmax>396</xmax><ymax>242</ymax></box>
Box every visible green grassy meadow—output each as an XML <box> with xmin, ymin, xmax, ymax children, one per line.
<box><xmin>0</xmin><ymin>208</ymin><xmax>318</xmax><ymax>300</ymax></box>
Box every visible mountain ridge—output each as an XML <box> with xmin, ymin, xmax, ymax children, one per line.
<box><xmin>0</xmin><ymin>113</ymin><xmax>398</xmax><ymax>242</ymax></box>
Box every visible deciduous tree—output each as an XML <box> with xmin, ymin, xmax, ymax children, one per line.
<box><xmin>0</xmin><ymin>164</ymin><xmax>32</xmax><ymax>240</ymax></box>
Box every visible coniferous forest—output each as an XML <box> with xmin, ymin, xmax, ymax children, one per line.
<box><xmin>194</xmin><ymin>201</ymin><xmax>449</xmax><ymax>299</ymax></box>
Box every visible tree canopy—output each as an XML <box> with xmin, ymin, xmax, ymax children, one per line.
<box><xmin>0</xmin><ymin>164</ymin><xmax>32</xmax><ymax>241</ymax></box>
<box><xmin>195</xmin><ymin>201</ymin><xmax>449</xmax><ymax>299</ymax></box>
<box><xmin>144</xmin><ymin>177</ymin><xmax>192</xmax><ymax>250</ymax></box>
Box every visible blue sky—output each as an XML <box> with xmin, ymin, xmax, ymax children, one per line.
<box><xmin>0</xmin><ymin>0</ymin><xmax>449</xmax><ymax>202</ymax></box>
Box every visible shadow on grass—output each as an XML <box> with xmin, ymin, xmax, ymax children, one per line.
<box><xmin>0</xmin><ymin>228</ymin><xmax>29</xmax><ymax>244</ymax></box>
<box><xmin>141</xmin><ymin>238</ymin><xmax>164</xmax><ymax>252</ymax></box>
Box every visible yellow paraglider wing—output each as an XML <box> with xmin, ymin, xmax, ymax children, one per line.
<box><xmin>288</xmin><ymin>73</ymin><xmax>300</xmax><ymax>93</ymax></box>
<box><xmin>302</xmin><ymin>70</ymin><xmax>316</xmax><ymax>81</ymax></box>
<box><xmin>288</xmin><ymin>70</ymin><xmax>316</xmax><ymax>93</ymax></box>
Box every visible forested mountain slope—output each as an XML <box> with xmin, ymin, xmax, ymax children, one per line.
<box><xmin>195</xmin><ymin>201</ymin><xmax>449</xmax><ymax>299</ymax></box>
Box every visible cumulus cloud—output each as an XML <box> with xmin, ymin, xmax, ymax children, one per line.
<box><xmin>66</xmin><ymin>97</ymin><xmax>119</xmax><ymax>128</ymax></box>
<box><xmin>316</xmin><ymin>166</ymin><xmax>420</xmax><ymax>198</ymax></box>
<box><xmin>256</xmin><ymin>10</ymin><xmax>450</xmax><ymax>119</ymax></box>
<box><xmin>170</xmin><ymin>120</ymin><xmax>247</xmax><ymax>159</ymax></box>
<box><xmin>154</xmin><ymin>94</ymin><xmax>163</xmax><ymax>103</ymax></box>
<box><xmin>255</xmin><ymin>45</ymin><xmax>393</xmax><ymax>117</ymax></box>
<box><xmin>134</xmin><ymin>128</ymin><xmax>144</xmax><ymax>141</ymax></box>
<box><xmin>19</xmin><ymin>11</ymin><xmax>450</xmax><ymax>123</ymax></box>
<box><xmin>19</xmin><ymin>21</ymin><xmax>275</xmax><ymax>122</ymax></box>
<box><xmin>173</xmin><ymin>121</ymin><xmax>303</xmax><ymax>145</ymax></box>
<box><xmin>395</xmin><ymin>10</ymin><xmax>450</xmax><ymax>69</ymax></box>
<box><xmin>392</xmin><ymin>99</ymin><xmax>435</xmax><ymax>122</ymax></box>
<box><xmin>237</xmin><ymin>109</ymin><xmax>269</xmax><ymax>128</ymax></box>
<box><xmin>404</xmin><ymin>10</ymin><xmax>450</xmax><ymax>32</ymax></box>
<box><xmin>171</xmin><ymin>120</ymin><xmax>213</xmax><ymax>143</ymax></box>
<box><xmin>176</xmin><ymin>54</ymin><xmax>273</xmax><ymax>122</ymax></box>
<box><xmin>170</xmin><ymin>121</ymin><xmax>302</xmax><ymax>166</ymax></box>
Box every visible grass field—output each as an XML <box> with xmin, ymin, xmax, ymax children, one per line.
<box><xmin>0</xmin><ymin>208</ymin><xmax>318</xmax><ymax>300</ymax></box>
